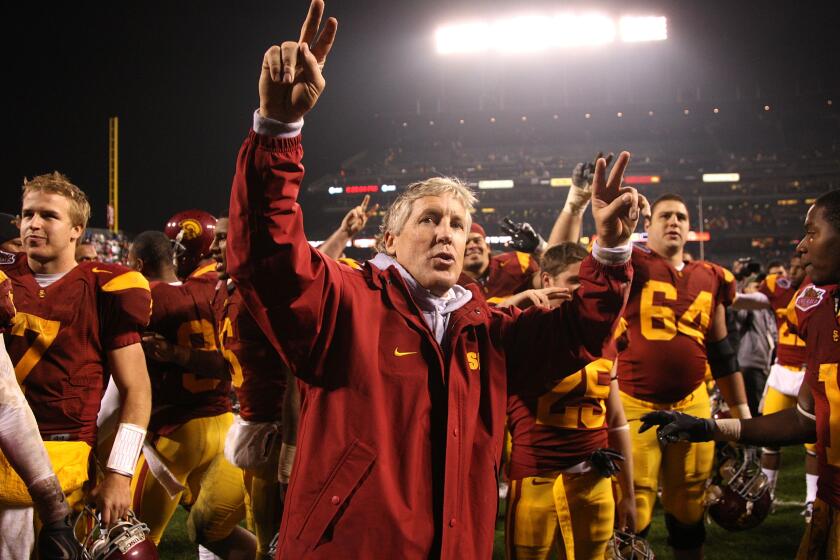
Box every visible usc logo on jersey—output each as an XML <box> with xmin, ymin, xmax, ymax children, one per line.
<box><xmin>467</xmin><ymin>352</ymin><xmax>480</xmax><ymax>371</ymax></box>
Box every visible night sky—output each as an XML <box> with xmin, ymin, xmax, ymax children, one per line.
<box><xmin>5</xmin><ymin>1</ymin><xmax>838</xmax><ymax>233</ymax></box>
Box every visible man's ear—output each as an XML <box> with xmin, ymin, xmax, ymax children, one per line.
<box><xmin>132</xmin><ymin>257</ymin><xmax>145</xmax><ymax>273</ymax></box>
<box><xmin>383</xmin><ymin>231</ymin><xmax>396</xmax><ymax>256</ymax></box>
<box><xmin>70</xmin><ymin>225</ymin><xmax>84</xmax><ymax>245</ymax></box>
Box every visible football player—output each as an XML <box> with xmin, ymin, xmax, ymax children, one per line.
<box><xmin>126</xmin><ymin>229</ymin><xmax>234</xmax><ymax>546</ymax></box>
<box><xmin>164</xmin><ymin>209</ymin><xmax>218</xmax><ymax>281</ymax></box>
<box><xmin>504</xmin><ymin>242</ymin><xmax>636</xmax><ymax>560</ymax></box>
<box><xmin>733</xmin><ymin>253</ymin><xmax>819</xmax><ymax>517</ymax></box>
<box><xmin>0</xmin><ymin>276</ymin><xmax>83</xmax><ymax>559</ymax></box>
<box><xmin>459</xmin><ymin>222</ymin><xmax>541</xmax><ymax>304</ymax></box>
<box><xmin>74</xmin><ymin>241</ymin><xmax>98</xmax><ymax>263</ymax></box>
<box><xmin>0</xmin><ymin>172</ymin><xmax>152</xmax><ymax>556</ymax></box>
<box><xmin>619</xmin><ymin>193</ymin><xmax>751</xmax><ymax>559</ymax></box>
<box><xmin>187</xmin><ymin>213</ymin><xmax>299</xmax><ymax>560</ymax></box>
<box><xmin>640</xmin><ymin>189</ymin><xmax>840</xmax><ymax>560</ymax></box>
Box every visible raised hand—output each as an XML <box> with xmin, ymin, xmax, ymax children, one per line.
<box><xmin>639</xmin><ymin>410</ymin><xmax>716</xmax><ymax>443</ymax></box>
<box><xmin>341</xmin><ymin>195</ymin><xmax>379</xmax><ymax>237</ymax></box>
<box><xmin>572</xmin><ymin>152</ymin><xmax>615</xmax><ymax>189</ymax></box>
<box><xmin>500</xmin><ymin>217</ymin><xmax>545</xmax><ymax>254</ymax></box>
<box><xmin>259</xmin><ymin>0</ymin><xmax>338</xmax><ymax>122</ymax></box>
<box><xmin>590</xmin><ymin>152</ymin><xmax>648</xmax><ymax>248</ymax></box>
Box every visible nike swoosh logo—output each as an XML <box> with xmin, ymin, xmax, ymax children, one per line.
<box><xmin>394</xmin><ymin>348</ymin><xmax>417</xmax><ymax>357</ymax></box>
<box><xmin>92</xmin><ymin>267</ymin><xmax>112</xmax><ymax>274</ymax></box>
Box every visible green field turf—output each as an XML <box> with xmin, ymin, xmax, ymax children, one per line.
<box><xmin>156</xmin><ymin>446</ymin><xmax>808</xmax><ymax>559</ymax></box>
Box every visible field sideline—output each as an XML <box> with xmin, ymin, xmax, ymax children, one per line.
<box><xmin>155</xmin><ymin>447</ymin><xmax>808</xmax><ymax>559</ymax></box>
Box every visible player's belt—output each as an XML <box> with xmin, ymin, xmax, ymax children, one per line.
<box><xmin>42</xmin><ymin>433</ymin><xmax>76</xmax><ymax>442</ymax></box>
<box><xmin>560</xmin><ymin>460</ymin><xmax>592</xmax><ymax>475</ymax></box>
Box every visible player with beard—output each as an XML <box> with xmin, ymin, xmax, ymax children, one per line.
<box><xmin>641</xmin><ymin>189</ymin><xmax>840</xmax><ymax>559</ymax></box>
<box><xmin>124</xmin><ymin>230</ymin><xmax>234</xmax><ymax>547</ymax></box>
<box><xmin>0</xmin><ymin>172</ymin><xmax>152</xmax><ymax>557</ymax></box>
<box><xmin>733</xmin><ymin>253</ymin><xmax>819</xmax><ymax>518</ymax></box>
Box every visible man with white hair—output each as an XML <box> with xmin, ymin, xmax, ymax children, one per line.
<box><xmin>226</xmin><ymin>2</ymin><xmax>645</xmax><ymax>557</ymax></box>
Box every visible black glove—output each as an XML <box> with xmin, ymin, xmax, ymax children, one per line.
<box><xmin>572</xmin><ymin>151</ymin><xmax>614</xmax><ymax>189</ymax></box>
<box><xmin>589</xmin><ymin>448</ymin><xmax>624</xmax><ymax>478</ymax></box>
<box><xmin>499</xmin><ymin>217</ymin><xmax>545</xmax><ymax>254</ymax></box>
<box><xmin>37</xmin><ymin>515</ymin><xmax>84</xmax><ymax>560</ymax></box>
<box><xmin>638</xmin><ymin>410</ymin><xmax>716</xmax><ymax>443</ymax></box>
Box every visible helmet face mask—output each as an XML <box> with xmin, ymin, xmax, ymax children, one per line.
<box><xmin>610</xmin><ymin>530</ymin><xmax>655</xmax><ymax>559</ymax></box>
<box><xmin>76</xmin><ymin>508</ymin><xmax>159</xmax><ymax>560</ymax></box>
<box><xmin>706</xmin><ymin>444</ymin><xmax>772</xmax><ymax>531</ymax></box>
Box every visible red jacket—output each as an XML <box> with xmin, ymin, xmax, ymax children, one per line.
<box><xmin>227</xmin><ymin>130</ymin><xmax>632</xmax><ymax>559</ymax></box>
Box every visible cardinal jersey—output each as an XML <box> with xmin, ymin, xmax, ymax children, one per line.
<box><xmin>792</xmin><ymin>283</ymin><xmax>840</xmax><ymax>508</ymax></box>
<box><xmin>459</xmin><ymin>251</ymin><xmax>538</xmax><ymax>304</ymax></box>
<box><xmin>0</xmin><ymin>254</ymin><xmax>150</xmax><ymax>445</ymax></box>
<box><xmin>215</xmin><ymin>282</ymin><xmax>288</xmax><ymax>423</ymax></box>
<box><xmin>507</xmin><ymin>356</ymin><xmax>614</xmax><ymax>479</ymax></box>
<box><xmin>617</xmin><ymin>246</ymin><xmax>736</xmax><ymax>403</ymax></box>
<box><xmin>146</xmin><ymin>278</ymin><xmax>231</xmax><ymax>435</ymax></box>
<box><xmin>759</xmin><ymin>273</ymin><xmax>807</xmax><ymax>367</ymax></box>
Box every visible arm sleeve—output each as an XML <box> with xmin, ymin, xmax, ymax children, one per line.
<box><xmin>99</xmin><ymin>270</ymin><xmax>152</xmax><ymax>349</ymax></box>
<box><xmin>0</xmin><ymin>336</ymin><xmax>55</xmax><ymax>488</ymax></box>
<box><xmin>504</xmin><ymin>254</ymin><xmax>632</xmax><ymax>393</ymax></box>
<box><xmin>227</xmin><ymin>129</ymin><xmax>343</xmax><ymax>383</ymax></box>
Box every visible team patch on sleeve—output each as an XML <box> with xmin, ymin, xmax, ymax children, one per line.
<box><xmin>795</xmin><ymin>284</ymin><xmax>826</xmax><ymax>312</ymax></box>
<box><xmin>0</xmin><ymin>251</ymin><xmax>16</xmax><ymax>265</ymax></box>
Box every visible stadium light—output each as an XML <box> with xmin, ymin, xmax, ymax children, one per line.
<box><xmin>435</xmin><ymin>12</ymin><xmax>666</xmax><ymax>55</ymax></box>
<box><xmin>703</xmin><ymin>173</ymin><xmax>740</xmax><ymax>183</ymax></box>
<box><xmin>619</xmin><ymin>16</ymin><xmax>667</xmax><ymax>43</ymax></box>
<box><xmin>478</xmin><ymin>179</ymin><xmax>515</xmax><ymax>190</ymax></box>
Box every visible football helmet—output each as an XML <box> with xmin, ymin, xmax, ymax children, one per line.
<box><xmin>76</xmin><ymin>507</ymin><xmax>159</xmax><ymax>560</ymax></box>
<box><xmin>609</xmin><ymin>530</ymin><xmax>655</xmax><ymax>559</ymax></box>
<box><xmin>164</xmin><ymin>210</ymin><xmax>216</xmax><ymax>278</ymax></box>
<box><xmin>705</xmin><ymin>444</ymin><xmax>772</xmax><ymax>531</ymax></box>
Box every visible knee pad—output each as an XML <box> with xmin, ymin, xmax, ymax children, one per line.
<box><xmin>665</xmin><ymin>513</ymin><xmax>705</xmax><ymax>550</ymax></box>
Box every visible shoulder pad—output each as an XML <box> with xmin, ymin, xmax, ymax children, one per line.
<box><xmin>85</xmin><ymin>262</ymin><xmax>150</xmax><ymax>293</ymax></box>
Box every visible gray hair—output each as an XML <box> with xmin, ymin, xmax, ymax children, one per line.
<box><xmin>377</xmin><ymin>177</ymin><xmax>477</xmax><ymax>253</ymax></box>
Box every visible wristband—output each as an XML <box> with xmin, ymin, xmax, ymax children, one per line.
<box><xmin>607</xmin><ymin>424</ymin><xmax>630</xmax><ymax>433</ymax></box>
<box><xmin>106</xmin><ymin>423</ymin><xmax>146</xmax><ymax>477</ymax></box>
<box><xmin>713</xmin><ymin>418</ymin><xmax>741</xmax><ymax>442</ymax></box>
<box><xmin>730</xmin><ymin>403</ymin><xmax>752</xmax><ymax>420</ymax></box>
<box><xmin>563</xmin><ymin>184</ymin><xmax>591</xmax><ymax>215</ymax></box>
<box><xmin>278</xmin><ymin>443</ymin><xmax>297</xmax><ymax>484</ymax></box>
